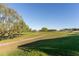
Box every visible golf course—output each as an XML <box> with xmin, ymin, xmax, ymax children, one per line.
<box><xmin>0</xmin><ymin>31</ymin><xmax>78</xmax><ymax>56</ymax></box>
<box><xmin>0</xmin><ymin>3</ymin><xmax>79</xmax><ymax>56</ymax></box>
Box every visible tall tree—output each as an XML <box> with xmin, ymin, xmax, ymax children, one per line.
<box><xmin>0</xmin><ymin>4</ymin><xmax>29</xmax><ymax>38</ymax></box>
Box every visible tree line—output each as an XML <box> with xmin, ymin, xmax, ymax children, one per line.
<box><xmin>30</xmin><ymin>27</ymin><xmax>79</xmax><ymax>32</ymax></box>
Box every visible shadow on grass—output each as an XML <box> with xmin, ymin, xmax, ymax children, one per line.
<box><xmin>18</xmin><ymin>35</ymin><xmax>79</xmax><ymax>56</ymax></box>
<box><xmin>0</xmin><ymin>34</ymin><xmax>23</xmax><ymax>40</ymax></box>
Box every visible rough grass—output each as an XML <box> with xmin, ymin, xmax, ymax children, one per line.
<box><xmin>0</xmin><ymin>32</ymin><xmax>46</xmax><ymax>55</ymax></box>
<box><xmin>9</xmin><ymin>48</ymin><xmax>48</xmax><ymax>56</ymax></box>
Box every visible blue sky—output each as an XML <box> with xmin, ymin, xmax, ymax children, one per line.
<box><xmin>7</xmin><ymin>3</ymin><xmax>79</xmax><ymax>30</ymax></box>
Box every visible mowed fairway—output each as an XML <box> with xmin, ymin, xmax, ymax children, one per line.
<box><xmin>0</xmin><ymin>31</ymin><xmax>74</xmax><ymax>56</ymax></box>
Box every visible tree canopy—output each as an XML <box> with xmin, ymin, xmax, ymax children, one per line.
<box><xmin>39</xmin><ymin>27</ymin><xmax>48</xmax><ymax>32</ymax></box>
<box><xmin>0</xmin><ymin>4</ymin><xmax>29</xmax><ymax>37</ymax></box>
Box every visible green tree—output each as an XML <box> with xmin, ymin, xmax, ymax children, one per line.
<box><xmin>0</xmin><ymin>4</ymin><xmax>29</xmax><ymax>39</ymax></box>
<box><xmin>39</xmin><ymin>27</ymin><xmax>48</xmax><ymax>32</ymax></box>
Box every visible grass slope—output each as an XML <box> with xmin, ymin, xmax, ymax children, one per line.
<box><xmin>9</xmin><ymin>31</ymin><xmax>75</xmax><ymax>56</ymax></box>
<box><xmin>17</xmin><ymin>34</ymin><xmax>79</xmax><ymax>56</ymax></box>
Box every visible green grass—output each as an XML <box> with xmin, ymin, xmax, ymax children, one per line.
<box><xmin>8</xmin><ymin>31</ymin><xmax>79</xmax><ymax>56</ymax></box>
<box><xmin>0</xmin><ymin>32</ymin><xmax>45</xmax><ymax>43</ymax></box>
<box><xmin>9</xmin><ymin>48</ymin><xmax>48</xmax><ymax>56</ymax></box>
<box><xmin>18</xmin><ymin>34</ymin><xmax>79</xmax><ymax>56</ymax></box>
<box><xmin>0</xmin><ymin>31</ymin><xmax>70</xmax><ymax>43</ymax></box>
<box><xmin>0</xmin><ymin>31</ymin><xmax>74</xmax><ymax>56</ymax></box>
